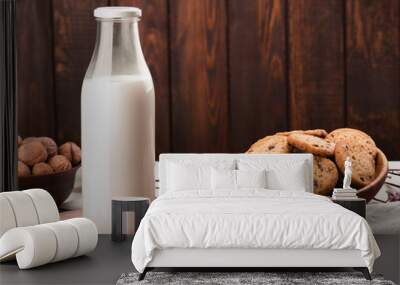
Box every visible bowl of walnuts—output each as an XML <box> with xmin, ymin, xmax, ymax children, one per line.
<box><xmin>17</xmin><ymin>136</ymin><xmax>81</xmax><ymax>207</ymax></box>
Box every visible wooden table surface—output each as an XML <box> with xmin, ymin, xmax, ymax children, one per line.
<box><xmin>59</xmin><ymin>208</ymin><xmax>82</xmax><ymax>220</ymax></box>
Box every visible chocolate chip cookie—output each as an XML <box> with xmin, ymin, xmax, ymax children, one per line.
<box><xmin>313</xmin><ymin>156</ymin><xmax>339</xmax><ymax>196</ymax></box>
<box><xmin>334</xmin><ymin>139</ymin><xmax>376</xmax><ymax>188</ymax></box>
<box><xmin>246</xmin><ymin>135</ymin><xmax>291</xmax><ymax>154</ymax></box>
<box><xmin>276</xmin><ymin>129</ymin><xmax>328</xmax><ymax>138</ymax></box>
<box><xmin>326</xmin><ymin>128</ymin><xmax>376</xmax><ymax>156</ymax></box>
<box><xmin>287</xmin><ymin>133</ymin><xmax>335</xmax><ymax>157</ymax></box>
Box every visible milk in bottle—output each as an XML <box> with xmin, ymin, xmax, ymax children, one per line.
<box><xmin>81</xmin><ymin>7</ymin><xmax>154</xmax><ymax>233</ymax></box>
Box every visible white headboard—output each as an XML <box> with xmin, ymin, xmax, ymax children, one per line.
<box><xmin>157</xmin><ymin>153</ymin><xmax>314</xmax><ymax>196</ymax></box>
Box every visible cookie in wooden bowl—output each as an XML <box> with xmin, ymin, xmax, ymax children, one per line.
<box><xmin>326</xmin><ymin>128</ymin><xmax>376</xmax><ymax>155</ymax></box>
<box><xmin>246</xmin><ymin>135</ymin><xmax>291</xmax><ymax>154</ymax></box>
<box><xmin>276</xmin><ymin>129</ymin><xmax>328</xmax><ymax>138</ymax></box>
<box><xmin>357</xmin><ymin>148</ymin><xmax>388</xmax><ymax>202</ymax></box>
<box><xmin>335</xmin><ymin>139</ymin><xmax>377</xmax><ymax>188</ymax></box>
<box><xmin>287</xmin><ymin>133</ymin><xmax>335</xmax><ymax>157</ymax></box>
<box><xmin>313</xmin><ymin>156</ymin><xmax>339</xmax><ymax>196</ymax></box>
<box><xmin>327</xmin><ymin>128</ymin><xmax>373</xmax><ymax>140</ymax></box>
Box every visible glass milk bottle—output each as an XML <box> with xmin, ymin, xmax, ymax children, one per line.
<box><xmin>81</xmin><ymin>7</ymin><xmax>155</xmax><ymax>234</ymax></box>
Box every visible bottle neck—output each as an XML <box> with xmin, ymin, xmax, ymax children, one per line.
<box><xmin>86</xmin><ymin>18</ymin><xmax>149</xmax><ymax>78</ymax></box>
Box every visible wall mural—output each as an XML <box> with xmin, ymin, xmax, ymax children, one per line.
<box><xmin>15</xmin><ymin>0</ymin><xmax>400</xmax><ymax>159</ymax></box>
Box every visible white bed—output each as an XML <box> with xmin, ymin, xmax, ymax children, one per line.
<box><xmin>131</xmin><ymin>154</ymin><xmax>380</xmax><ymax>280</ymax></box>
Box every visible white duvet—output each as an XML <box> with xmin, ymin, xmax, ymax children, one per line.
<box><xmin>131</xmin><ymin>190</ymin><xmax>380</xmax><ymax>272</ymax></box>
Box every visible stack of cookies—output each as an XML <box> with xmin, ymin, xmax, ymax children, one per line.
<box><xmin>246</xmin><ymin>128</ymin><xmax>380</xmax><ymax>196</ymax></box>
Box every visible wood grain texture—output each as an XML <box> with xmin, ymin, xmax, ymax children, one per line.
<box><xmin>346</xmin><ymin>0</ymin><xmax>400</xmax><ymax>160</ymax></box>
<box><xmin>170</xmin><ymin>0</ymin><xmax>229</xmax><ymax>152</ymax></box>
<box><xmin>16</xmin><ymin>0</ymin><xmax>56</xmax><ymax>138</ymax></box>
<box><xmin>229</xmin><ymin>0</ymin><xmax>287</xmax><ymax>152</ymax></box>
<box><xmin>111</xmin><ymin>0</ymin><xmax>171</xmax><ymax>157</ymax></box>
<box><xmin>52</xmin><ymin>0</ymin><xmax>107</xmax><ymax>145</ymax></box>
<box><xmin>289</xmin><ymin>0</ymin><xmax>345</xmax><ymax>131</ymax></box>
<box><xmin>14</xmin><ymin>1</ymin><xmax>400</xmax><ymax>159</ymax></box>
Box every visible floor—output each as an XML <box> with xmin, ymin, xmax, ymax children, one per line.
<box><xmin>1</xmin><ymin>233</ymin><xmax>397</xmax><ymax>285</ymax></box>
<box><xmin>0</xmin><ymin>235</ymin><xmax>134</xmax><ymax>285</ymax></box>
<box><xmin>0</xmin><ymin>234</ymin><xmax>364</xmax><ymax>285</ymax></box>
<box><xmin>0</xmin><ymin>235</ymin><xmax>364</xmax><ymax>285</ymax></box>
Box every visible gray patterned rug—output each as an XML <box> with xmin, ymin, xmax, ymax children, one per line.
<box><xmin>116</xmin><ymin>272</ymin><xmax>395</xmax><ymax>285</ymax></box>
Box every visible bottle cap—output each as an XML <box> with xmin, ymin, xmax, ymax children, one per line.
<box><xmin>94</xmin><ymin>7</ymin><xmax>142</xmax><ymax>19</ymax></box>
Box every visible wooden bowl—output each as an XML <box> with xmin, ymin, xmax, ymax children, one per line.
<box><xmin>357</xmin><ymin>148</ymin><xmax>388</xmax><ymax>202</ymax></box>
<box><xmin>18</xmin><ymin>166</ymin><xmax>80</xmax><ymax>207</ymax></box>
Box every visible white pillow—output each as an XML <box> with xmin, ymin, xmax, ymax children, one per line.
<box><xmin>237</xmin><ymin>159</ymin><xmax>308</xmax><ymax>192</ymax></box>
<box><xmin>211</xmin><ymin>168</ymin><xmax>236</xmax><ymax>189</ymax></box>
<box><xmin>237</xmin><ymin>169</ymin><xmax>267</xmax><ymax>188</ymax></box>
<box><xmin>211</xmin><ymin>169</ymin><xmax>267</xmax><ymax>190</ymax></box>
<box><xmin>167</xmin><ymin>162</ymin><xmax>211</xmax><ymax>191</ymax></box>
<box><xmin>266</xmin><ymin>167</ymin><xmax>307</xmax><ymax>191</ymax></box>
<box><xmin>164</xmin><ymin>159</ymin><xmax>236</xmax><ymax>192</ymax></box>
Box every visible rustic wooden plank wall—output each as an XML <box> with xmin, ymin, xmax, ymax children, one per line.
<box><xmin>16</xmin><ymin>0</ymin><xmax>56</xmax><ymax>138</ymax></box>
<box><xmin>346</xmin><ymin>0</ymin><xmax>400</xmax><ymax>161</ymax></box>
<box><xmin>170</xmin><ymin>0</ymin><xmax>229</xmax><ymax>153</ymax></box>
<box><xmin>289</xmin><ymin>0</ymin><xmax>345</xmax><ymax>131</ymax></box>
<box><xmin>229</xmin><ymin>0</ymin><xmax>287</xmax><ymax>153</ymax></box>
<box><xmin>16</xmin><ymin>0</ymin><xmax>400</xmax><ymax>159</ymax></box>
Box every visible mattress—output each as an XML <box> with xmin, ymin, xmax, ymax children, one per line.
<box><xmin>131</xmin><ymin>190</ymin><xmax>380</xmax><ymax>273</ymax></box>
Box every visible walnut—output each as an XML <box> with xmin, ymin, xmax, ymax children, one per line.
<box><xmin>38</xmin><ymin>137</ymin><xmax>58</xmax><ymax>157</ymax></box>
<box><xmin>18</xmin><ymin>141</ymin><xmax>48</xmax><ymax>166</ymax></box>
<box><xmin>22</xmin><ymin>137</ymin><xmax>38</xmax><ymax>144</ymax></box>
<box><xmin>17</xmin><ymin>136</ymin><xmax>22</xmax><ymax>146</ymax></box>
<box><xmin>22</xmin><ymin>137</ymin><xmax>58</xmax><ymax>157</ymax></box>
<box><xmin>59</xmin><ymin>142</ymin><xmax>81</xmax><ymax>165</ymax></box>
<box><xmin>18</xmin><ymin>161</ymin><xmax>31</xmax><ymax>177</ymax></box>
<box><xmin>48</xmin><ymin>155</ymin><xmax>72</xmax><ymax>173</ymax></box>
<box><xmin>32</xmin><ymin>162</ymin><xmax>54</xmax><ymax>176</ymax></box>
